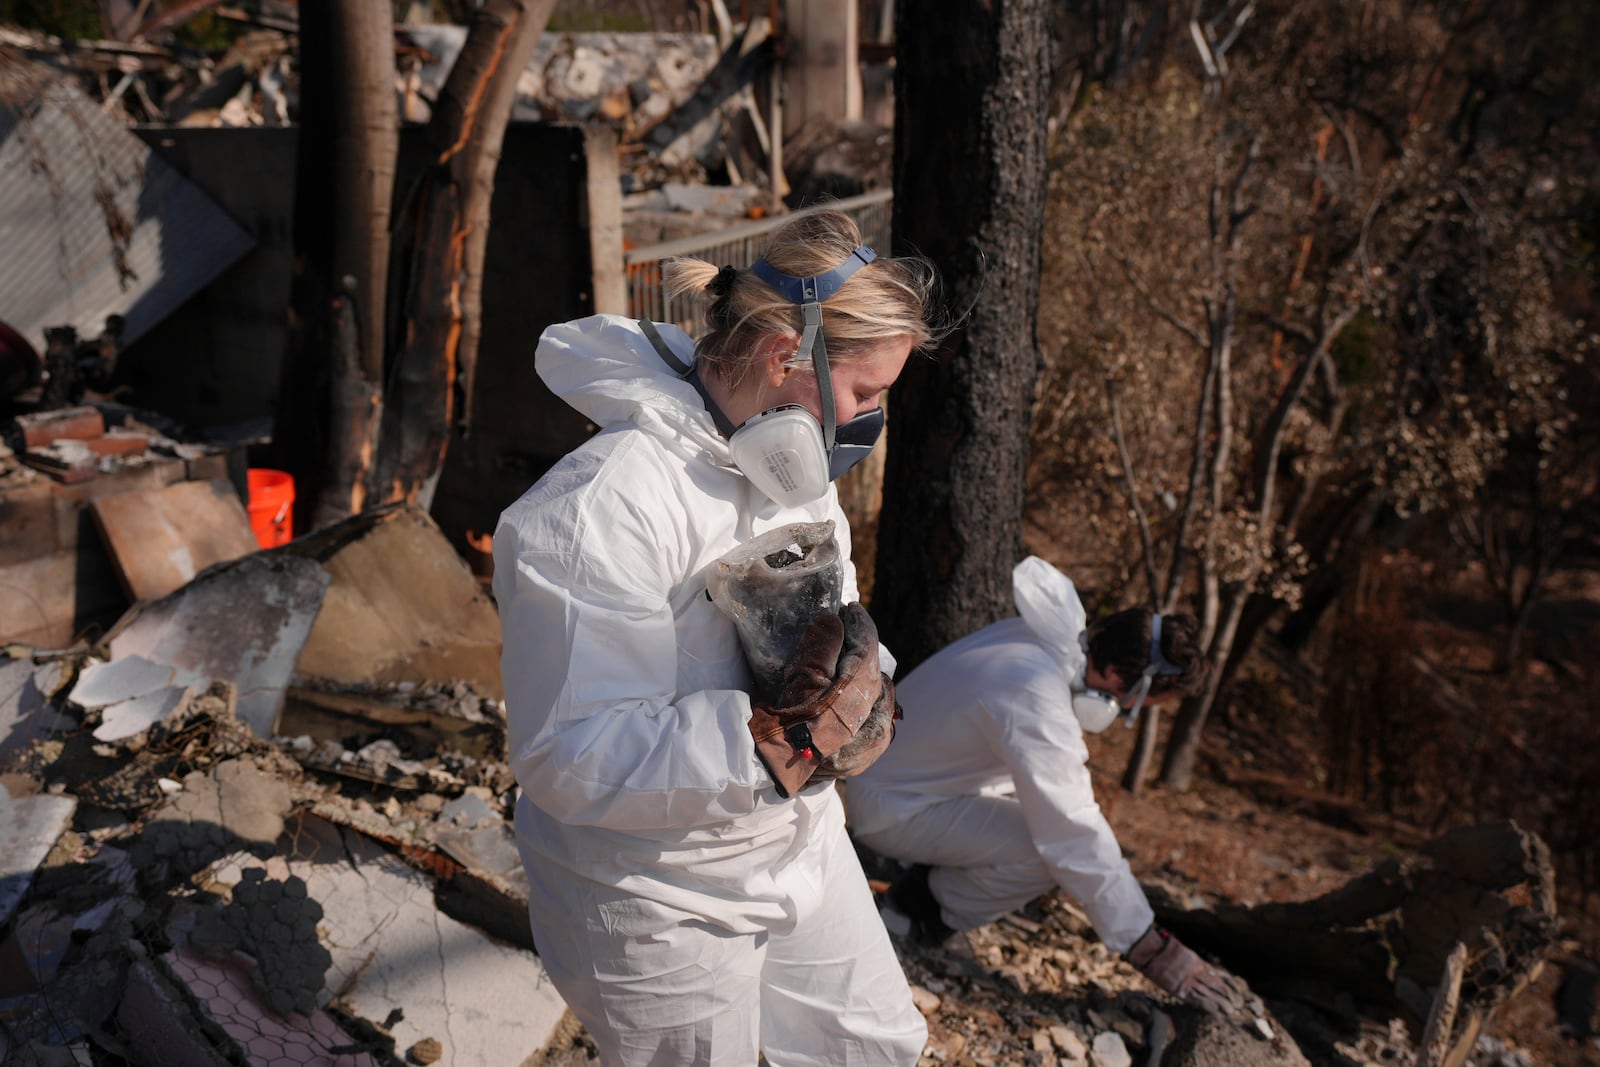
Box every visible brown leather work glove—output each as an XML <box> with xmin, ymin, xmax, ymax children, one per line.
<box><xmin>812</xmin><ymin>673</ymin><xmax>900</xmax><ymax>782</ymax></box>
<box><xmin>1126</xmin><ymin>924</ymin><xmax>1251</xmax><ymax>1016</ymax></box>
<box><xmin>748</xmin><ymin>602</ymin><xmax>884</xmax><ymax>798</ymax></box>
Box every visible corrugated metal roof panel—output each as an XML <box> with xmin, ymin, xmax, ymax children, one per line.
<box><xmin>0</xmin><ymin>53</ymin><xmax>254</xmax><ymax>350</ymax></box>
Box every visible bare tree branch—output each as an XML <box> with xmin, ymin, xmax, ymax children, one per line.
<box><xmin>1250</xmin><ymin>309</ymin><xmax>1318</xmax><ymax>346</ymax></box>
<box><xmin>1108</xmin><ymin>378</ymin><xmax>1164</xmax><ymax>608</ymax></box>
<box><xmin>1214</xmin><ymin>0</ymin><xmax>1255</xmax><ymax>58</ymax></box>
<box><xmin>1253</xmin><ymin>307</ymin><xmax>1359</xmax><ymax>516</ymax></box>
<box><xmin>1114</xmin><ymin>253</ymin><xmax>1207</xmax><ymax>349</ymax></box>
<box><xmin>1188</xmin><ymin>18</ymin><xmax>1220</xmax><ymax>81</ymax></box>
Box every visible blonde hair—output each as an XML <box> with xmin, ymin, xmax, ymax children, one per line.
<box><xmin>660</xmin><ymin>208</ymin><xmax>941</xmax><ymax>386</ymax></box>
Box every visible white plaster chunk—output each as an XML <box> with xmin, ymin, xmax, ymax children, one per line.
<box><xmin>1090</xmin><ymin>1030</ymin><xmax>1133</xmax><ymax>1067</ymax></box>
<box><xmin>92</xmin><ymin>684</ymin><xmax>192</xmax><ymax>742</ymax></box>
<box><xmin>68</xmin><ymin>654</ymin><xmax>178</xmax><ymax>709</ymax></box>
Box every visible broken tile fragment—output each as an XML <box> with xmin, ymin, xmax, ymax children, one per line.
<box><xmin>68</xmin><ymin>654</ymin><xmax>181</xmax><ymax>710</ymax></box>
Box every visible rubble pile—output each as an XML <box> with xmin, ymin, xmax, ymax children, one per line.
<box><xmin>0</xmin><ymin>502</ymin><xmax>1563</xmax><ymax>1065</ymax></box>
<box><xmin>4</xmin><ymin>403</ymin><xmax>215</xmax><ymax>488</ymax></box>
<box><xmin>3</xmin><ymin>13</ymin><xmax>777</xmax><ymax>221</ymax></box>
<box><xmin>0</xmin><ymin>506</ymin><xmax>571</xmax><ymax>1066</ymax></box>
<box><xmin>879</xmin><ymin>880</ymin><xmax>1546</xmax><ymax>1067</ymax></box>
<box><xmin>0</xmin><ymin>658</ymin><xmax>569</xmax><ymax>1066</ymax></box>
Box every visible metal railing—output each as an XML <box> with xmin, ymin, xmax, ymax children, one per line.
<box><xmin>625</xmin><ymin>189</ymin><xmax>893</xmax><ymax>336</ymax></box>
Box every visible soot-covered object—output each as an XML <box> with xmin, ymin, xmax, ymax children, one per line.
<box><xmin>707</xmin><ymin>521</ymin><xmax>844</xmax><ymax>704</ymax></box>
<box><xmin>707</xmin><ymin>522</ymin><xmax>897</xmax><ymax>794</ymax></box>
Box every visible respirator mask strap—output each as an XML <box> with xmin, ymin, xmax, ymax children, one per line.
<box><xmin>801</xmin><ymin>302</ymin><xmax>837</xmax><ymax>451</ymax></box>
<box><xmin>805</xmin><ymin>305</ymin><xmax>887</xmax><ymax>480</ymax></box>
<box><xmin>638</xmin><ymin>317</ymin><xmax>739</xmax><ymax>438</ymax></box>
<box><xmin>1122</xmin><ymin>614</ymin><xmax>1186</xmax><ymax>729</ymax></box>
<box><xmin>747</xmin><ymin>247</ymin><xmax>884</xmax><ymax>490</ymax></box>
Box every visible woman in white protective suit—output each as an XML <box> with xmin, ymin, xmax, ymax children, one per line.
<box><xmin>493</xmin><ymin>209</ymin><xmax>940</xmax><ymax>1067</ymax></box>
<box><xmin>847</xmin><ymin>556</ymin><xmax>1250</xmax><ymax>1016</ymax></box>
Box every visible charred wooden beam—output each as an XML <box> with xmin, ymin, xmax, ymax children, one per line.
<box><xmin>1148</xmin><ymin>820</ymin><xmax>1558</xmax><ymax>1055</ymax></box>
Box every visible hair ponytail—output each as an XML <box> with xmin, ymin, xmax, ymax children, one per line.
<box><xmin>658</xmin><ymin>207</ymin><xmax>943</xmax><ymax>387</ymax></box>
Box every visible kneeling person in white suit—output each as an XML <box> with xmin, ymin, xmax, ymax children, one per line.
<box><xmin>847</xmin><ymin>556</ymin><xmax>1246</xmax><ymax>1014</ymax></box>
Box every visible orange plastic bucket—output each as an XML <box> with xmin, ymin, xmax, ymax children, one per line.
<box><xmin>247</xmin><ymin>468</ymin><xmax>295</xmax><ymax>549</ymax></box>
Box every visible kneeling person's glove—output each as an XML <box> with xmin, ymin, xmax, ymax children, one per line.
<box><xmin>748</xmin><ymin>602</ymin><xmax>883</xmax><ymax>798</ymax></box>
<box><xmin>1126</xmin><ymin>924</ymin><xmax>1250</xmax><ymax>1017</ymax></box>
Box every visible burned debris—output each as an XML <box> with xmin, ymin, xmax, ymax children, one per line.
<box><xmin>0</xmin><ymin>5</ymin><xmax>1581</xmax><ymax>1066</ymax></box>
<box><xmin>1</xmin><ymin>506</ymin><xmax>570</xmax><ymax>1065</ymax></box>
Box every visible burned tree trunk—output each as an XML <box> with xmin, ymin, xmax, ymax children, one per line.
<box><xmin>873</xmin><ymin>0</ymin><xmax>1052</xmax><ymax>672</ymax></box>
<box><xmin>318</xmin><ymin>0</ymin><xmax>398</xmax><ymax>525</ymax></box>
<box><xmin>279</xmin><ymin>0</ymin><xmax>398</xmax><ymax>529</ymax></box>
<box><xmin>377</xmin><ymin>0</ymin><xmax>556</xmax><ymax>508</ymax></box>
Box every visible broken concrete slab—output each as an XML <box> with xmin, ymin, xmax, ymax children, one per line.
<box><xmin>0</xmin><ymin>656</ymin><xmax>74</xmax><ymax>763</ymax></box>
<box><xmin>0</xmin><ymin>791</ymin><xmax>76</xmax><ymax>927</ymax></box>
<box><xmin>104</xmin><ymin>553</ymin><xmax>330</xmax><ymax>736</ymax></box>
<box><xmin>223</xmin><ymin>814</ymin><xmax>567</xmax><ymax>1065</ymax></box>
<box><xmin>134</xmin><ymin>758</ymin><xmax>292</xmax><ymax>883</ymax></box>
<box><xmin>288</xmin><ymin>507</ymin><xmax>500</xmax><ymax>699</ymax></box>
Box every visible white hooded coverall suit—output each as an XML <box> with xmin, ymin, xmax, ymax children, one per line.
<box><xmin>493</xmin><ymin>315</ymin><xmax>926</xmax><ymax>1067</ymax></box>
<box><xmin>847</xmin><ymin>557</ymin><xmax>1155</xmax><ymax>953</ymax></box>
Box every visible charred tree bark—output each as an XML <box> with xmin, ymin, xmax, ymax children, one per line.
<box><xmin>273</xmin><ymin>4</ymin><xmax>338</xmax><ymax>516</ymax></box>
<box><xmin>317</xmin><ymin>0</ymin><xmax>397</xmax><ymax>526</ymax></box>
<box><xmin>278</xmin><ymin>0</ymin><xmax>398</xmax><ymax>530</ymax></box>
<box><xmin>377</xmin><ymin>0</ymin><xmax>556</xmax><ymax>508</ymax></box>
<box><xmin>873</xmin><ymin>0</ymin><xmax>1053</xmax><ymax>672</ymax></box>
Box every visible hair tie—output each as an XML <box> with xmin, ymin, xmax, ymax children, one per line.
<box><xmin>710</xmin><ymin>264</ymin><xmax>739</xmax><ymax>297</ymax></box>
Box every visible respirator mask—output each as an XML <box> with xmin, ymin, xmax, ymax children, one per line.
<box><xmin>1070</xmin><ymin>615</ymin><xmax>1185</xmax><ymax>733</ymax></box>
<box><xmin>730</xmin><ymin>247</ymin><xmax>884</xmax><ymax>507</ymax></box>
<box><xmin>637</xmin><ymin>246</ymin><xmax>884</xmax><ymax>508</ymax></box>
